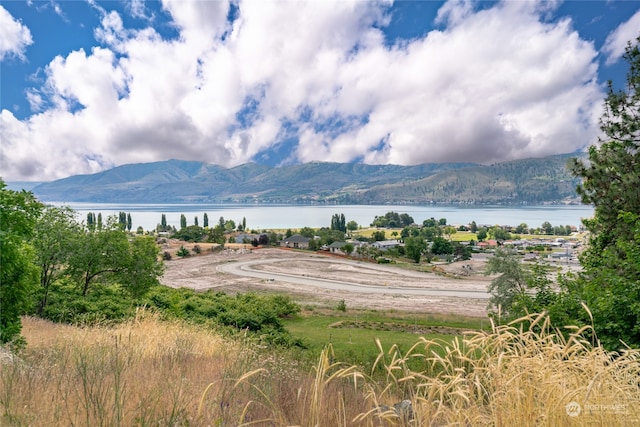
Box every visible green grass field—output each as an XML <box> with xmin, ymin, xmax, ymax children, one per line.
<box><xmin>283</xmin><ymin>309</ymin><xmax>488</xmax><ymax>370</ymax></box>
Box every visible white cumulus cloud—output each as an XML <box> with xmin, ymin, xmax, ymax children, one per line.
<box><xmin>602</xmin><ymin>9</ymin><xmax>640</xmax><ymax>65</ymax></box>
<box><xmin>1</xmin><ymin>0</ymin><xmax>607</xmax><ymax>182</ymax></box>
<box><xmin>0</xmin><ymin>5</ymin><xmax>33</xmax><ymax>61</ymax></box>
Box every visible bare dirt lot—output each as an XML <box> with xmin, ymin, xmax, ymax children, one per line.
<box><xmin>160</xmin><ymin>246</ymin><xmax>491</xmax><ymax>317</ymax></box>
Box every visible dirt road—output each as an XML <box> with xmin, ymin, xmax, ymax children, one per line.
<box><xmin>161</xmin><ymin>248</ymin><xmax>491</xmax><ymax>317</ymax></box>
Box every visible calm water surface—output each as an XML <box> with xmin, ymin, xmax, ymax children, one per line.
<box><xmin>56</xmin><ymin>203</ymin><xmax>594</xmax><ymax>232</ymax></box>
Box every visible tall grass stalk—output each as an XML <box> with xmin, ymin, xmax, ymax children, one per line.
<box><xmin>2</xmin><ymin>312</ymin><xmax>638</xmax><ymax>426</ymax></box>
<box><xmin>349</xmin><ymin>313</ymin><xmax>639</xmax><ymax>426</ymax></box>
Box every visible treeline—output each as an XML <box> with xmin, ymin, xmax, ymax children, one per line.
<box><xmin>86</xmin><ymin>211</ymin><xmax>134</xmax><ymax>232</ymax></box>
<box><xmin>0</xmin><ymin>182</ymin><xmax>301</xmax><ymax>348</ymax></box>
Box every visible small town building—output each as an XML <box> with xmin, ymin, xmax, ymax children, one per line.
<box><xmin>280</xmin><ymin>234</ymin><xmax>311</xmax><ymax>249</ymax></box>
<box><xmin>371</xmin><ymin>240</ymin><xmax>400</xmax><ymax>251</ymax></box>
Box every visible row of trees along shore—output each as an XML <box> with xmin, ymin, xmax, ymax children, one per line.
<box><xmin>1</xmin><ymin>37</ymin><xmax>640</xmax><ymax>351</ymax></box>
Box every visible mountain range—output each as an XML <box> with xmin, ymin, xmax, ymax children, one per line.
<box><xmin>27</xmin><ymin>153</ymin><xmax>585</xmax><ymax>205</ymax></box>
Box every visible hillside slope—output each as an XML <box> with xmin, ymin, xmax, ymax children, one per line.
<box><xmin>30</xmin><ymin>154</ymin><xmax>583</xmax><ymax>204</ymax></box>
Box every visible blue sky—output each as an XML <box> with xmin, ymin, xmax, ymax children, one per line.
<box><xmin>1</xmin><ymin>0</ymin><xmax>639</xmax><ymax>182</ymax></box>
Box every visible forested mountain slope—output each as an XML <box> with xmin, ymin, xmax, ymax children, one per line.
<box><xmin>29</xmin><ymin>154</ymin><xmax>583</xmax><ymax>204</ymax></box>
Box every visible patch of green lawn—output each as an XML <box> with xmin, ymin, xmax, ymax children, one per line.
<box><xmin>283</xmin><ymin>310</ymin><xmax>486</xmax><ymax>370</ymax></box>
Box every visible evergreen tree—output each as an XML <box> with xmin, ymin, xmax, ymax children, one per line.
<box><xmin>160</xmin><ymin>214</ymin><xmax>167</xmax><ymax>231</ymax></box>
<box><xmin>330</xmin><ymin>213</ymin><xmax>348</xmax><ymax>232</ymax></box>
<box><xmin>203</xmin><ymin>213</ymin><xmax>209</xmax><ymax>228</ymax></box>
<box><xmin>567</xmin><ymin>36</ymin><xmax>640</xmax><ymax>349</ymax></box>
<box><xmin>180</xmin><ymin>214</ymin><xmax>187</xmax><ymax>229</ymax></box>
<box><xmin>127</xmin><ymin>213</ymin><xmax>132</xmax><ymax>231</ymax></box>
<box><xmin>194</xmin><ymin>216</ymin><xmax>199</xmax><ymax>227</ymax></box>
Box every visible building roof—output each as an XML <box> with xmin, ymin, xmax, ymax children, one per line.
<box><xmin>283</xmin><ymin>234</ymin><xmax>311</xmax><ymax>243</ymax></box>
<box><xmin>328</xmin><ymin>241</ymin><xmax>347</xmax><ymax>248</ymax></box>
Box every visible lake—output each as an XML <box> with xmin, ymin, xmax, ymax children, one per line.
<box><xmin>56</xmin><ymin>203</ymin><xmax>594</xmax><ymax>232</ymax></box>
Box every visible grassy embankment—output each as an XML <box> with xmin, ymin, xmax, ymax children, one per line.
<box><xmin>2</xmin><ymin>312</ymin><xmax>638</xmax><ymax>426</ymax></box>
<box><xmin>283</xmin><ymin>308</ymin><xmax>488</xmax><ymax>368</ymax></box>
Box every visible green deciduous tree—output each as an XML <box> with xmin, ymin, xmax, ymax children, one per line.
<box><xmin>371</xmin><ymin>230</ymin><xmax>386</xmax><ymax>242</ymax></box>
<box><xmin>32</xmin><ymin>206</ymin><xmax>79</xmax><ymax>314</ymax></box>
<box><xmin>67</xmin><ymin>220</ymin><xmax>130</xmax><ymax>296</ymax></box>
<box><xmin>172</xmin><ymin>225</ymin><xmax>205</xmax><ymax>242</ymax></box>
<box><xmin>0</xmin><ymin>181</ymin><xmax>42</xmax><ymax>344</ymax></box>
<box><xmin>485</xmin><ymin>249</ymin><xmax>529</xmax><ymax>319</ymax></box>
<box><xmin>125</xmin><ymin>236</ymin><xmax>163</xmax><ymax>298</ymax></box>
<box><xmin>371</xmin><ymin>211</ymin><xmax>414</xmax><ymax>228</ymax></box>
<box><xmin>66</xmin><ymin>218</ymin><xmax>162</xmax><ymax>297</ymax></box>
<box><xmin>342</xmin><ymin>243</ymin><xmax>354</xmax><ymax>255</ymax></box>
<box><xmin>404</xmin><ymin>236</ymin><xmax>426</xmax><ymax>263</ymax></box>
<box><xmin>207</xmin><ymin>226</ymin><xmax>225</xmax><ymax>244</ymax></box>
<box><xmin>485</xmin><ymin>249</ymin><xmax>554</xmax><ymax>320</ymax></box>
<box><xmin>431</xmin><ymin>236</ymin><xmax>453</xmax><ymax>255</ymax></box>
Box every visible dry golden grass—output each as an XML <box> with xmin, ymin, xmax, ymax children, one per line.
<box><xmin>349</xmin><ymin>313</ymin><xmax>640</xmax><ymax>426</ymax></box>
<box><xmin>1</xmin><ymin>311</ymin><xmax>247</xmax><ymax>426</ymax></box>
<box><xmin>0</xmin><ymin>311</ymin><xmax>367</xmax><ymax>426</ymax></box>
<box><xmin>2</xmin><ymin>312</ymin><xmax>639</xmax><ymax>426</ymax></box>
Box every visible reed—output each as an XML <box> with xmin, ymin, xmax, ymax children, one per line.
<box><xmin>2</xmin><ymin>312</ymin><xmax>638</xmax><ymax>426</ymax></box>
<box><xmin>349</xmin><ymin>313</ymin><xmax>640</xmax><ymax>426</ymax></box>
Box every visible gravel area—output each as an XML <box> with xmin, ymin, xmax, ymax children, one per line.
<box><xmin>160</xmin><ymin>247</ymin><xmax>491</xmax><ymax>317</ymax></box>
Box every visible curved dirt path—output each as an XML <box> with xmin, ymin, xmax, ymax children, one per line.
<box><xmin>161</xmin><ymin>248</ymin><xmax>491</xmax><ymax>316</ymax></box>
<box><xmin>217</xmin><ymin>258</ymin><xmax>490</xmax><ymax>299</ymax></box>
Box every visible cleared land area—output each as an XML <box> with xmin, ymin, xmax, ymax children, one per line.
<box><xmin>161</xmin><ymin>247</ymin><xmax>491</xmax><ymax>317</ymax></box>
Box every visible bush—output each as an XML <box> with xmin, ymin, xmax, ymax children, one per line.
<box><xmin>142</xmin><ymin>287</ymin><xmax>303</xmax><ymax>347</ymax></box>
<box><xmin>162</xmin><ymin>251</ymin><xmax>172</xmax><ymax>260</ymax></box>
<box><xmin>336</xmin><ymin>299</ymin><xmax>347</xmax><ymax>312</ymax></box>
<box><xmin>38</xmin><ymin>280</ymin><xmax>136</xmax><ymax>325</ymax></box>
<box><xmin>176</xmin><ymin>245</ymin><xmax>190</xmax><ymax>257</ymax></box>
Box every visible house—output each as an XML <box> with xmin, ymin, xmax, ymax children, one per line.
<box><xmin>477</xmin><ymin>240</ymin><xmax>499</xmax><ymax>249</ymax></box>
<box><xmin>371</xmin><ymin>240</ymin><xmax>400</xmax><ymax>251</ymax></box>
<box><xmin>235</xmin><ymin>233</ymin><xmax>259</xmax><ymax>244</ymax></box>
<box><xmin>280</xmin><ymin>234</ymin><xmax>311</xmax><ymax>249</ymax></box>
<box><xmin>328</xmin><ymin>241</ymin><xmax>361</xmax><ymax>255</ymax></box>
